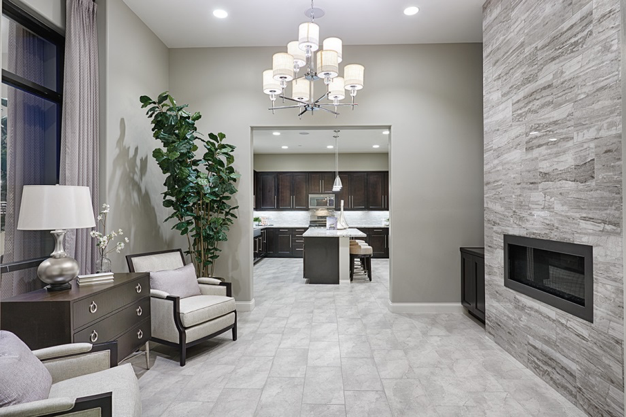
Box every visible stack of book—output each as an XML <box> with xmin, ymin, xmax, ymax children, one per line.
<box><xmin>77</xmin><ymin>272</ymin><xmax>114</xmax><ymax>286</ymax></box>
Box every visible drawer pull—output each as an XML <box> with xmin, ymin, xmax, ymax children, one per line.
<box><xmin>137</xmin><ymin>329</ymin><xmax>143</xmax><ymax>340</ymax></box>
<box><xmin>89</xmin><ymin>301</ymin><xmax>98</xmax><ymax>314</ymax></box>
<box><xmin>136</xmin><ymin>306</ymin><xmax>143</xmax><ymax>316</ymax></box>
<box><xmin>136</xmin><ymin>283</ymin><xmax>142</xmax><ymax>293</ymax></box>
<box><xmin>90</xmin><ymin>330</ymin><xmax>98</xmax><ymax>343</ymax></box>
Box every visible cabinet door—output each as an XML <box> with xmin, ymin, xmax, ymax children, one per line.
<box><xmin>261</xmin><ymin>230</ymin><xmax>267</xmax><ymax>257</ymax></box>
<box><xmin>321</xmin><ymin>172</ymin><xmax>336</xmax><ymax>193</ymax></box>
<box><xmin>309</xmin><ymin>173</ymin><xmax>323</xmax><ymax>194</ymax></box>
<box><xmin>350</xmin><ymin>173</ymin><xmax>368</xmax><ymax>209</ymax></box>
<box><xmin>476</xmin><ymin>258</ymin><xmax>485</xmax><ymax>315</ymax></box>
<box><xmin>367</xmin><ymin>172</ymin><xmax>387</xmax><ymax>210</ymax></box>
<box><xmin>292</xmin><ymin>228</ymin><xmax>305</xmax><ymax>258</ymax></box>
<box><xmin>369</xmin><ymin>229</ymin><xmax>388</xmax><ymax>258</ymax></box>
<box><xmin>335</xmin><ymin>173</ymin><xmax>350</xmax><ymax>209</ymax></box>
<box><xmin>461</xmin><ymin>253</ymin><xmax>476</xmax><ymax>310</ymax></box>
<box><xmin>265</xmin><ymin>229</ymin><xmax>276</xmax><ymax>256</ymax></box>
<box><xmin>292</xmin><ymin>173</ymin><xmax>309</xmax><ymax>209</ymax></box>
<box><xmin>277</xmin><ymin>173</ymin><xmax>293</xmax><ymax>209</ymax></box>
<box><xmin>276</xmin><ymin>229</ymin><xmax>292</xmax><ymax>256</ymax></box>
<box><xmin>257</xmin><ymin>173</ymin><xmax>277</xmax><ymax>209</ymax></box>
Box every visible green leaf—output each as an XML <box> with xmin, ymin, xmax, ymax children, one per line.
<box><xmin>157</xmin><ymin>91</ymin><xmax>169</xmax><ymax>104</ymax></box>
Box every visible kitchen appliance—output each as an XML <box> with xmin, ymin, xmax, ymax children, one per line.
<box><xmin>309</xmin><ymin>208</ymin><xmax>336</xmax><ymax>227</ymax></box>
<box><xmin>309</xmin><ymin>194</ymin><xmax>336</xmax><ymax>209</ymax></box>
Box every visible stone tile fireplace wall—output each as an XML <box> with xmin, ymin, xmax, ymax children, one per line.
<box><xmin>483</xmin><ymin>0</ymin><xmax>623</xmax><ymax>415</ymax></box>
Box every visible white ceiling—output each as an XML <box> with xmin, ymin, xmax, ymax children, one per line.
<box><xmin>123</xmin><ymin>0</ymin><xmax>484</xmax><ymax>48</ymax></box>
<box><xmin>253</xmin><ymin>128</ymin><xmax>389</xmax><ymax>154</ymax></box>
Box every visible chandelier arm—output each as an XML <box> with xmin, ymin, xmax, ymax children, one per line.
<box><xmin>312</xmin><ymin>92</ymin><xmax>329</xmax><ymax>105</ymax></box>
<box><xmin>298</xmin><ymin>107</ymin><xmax>309</xmax><ymax>117</ymax></box>
<box><xmin>317</xmin><ymin>106</ymin><xmax>339</xmax><ymax>116</ymax></box>
<box><xmin>318</xmin><ymin>103</ymin><xmax>359</xmax><ymax>107</ymax></box>
<box><xmin>267</xmin><ymin>105</ymin><xmax>307</xmax><ymax>110</ymax></box>
<box><xmin>278</xmin><ymin>95</ymin><xmax>309</xmax><ymax>105</ymax></box>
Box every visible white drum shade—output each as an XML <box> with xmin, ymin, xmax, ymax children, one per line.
<box><xmin>273</xmin><ymin>53</ymin><xmax>294</xmax><ymax>81</ymax></box>
<box><xmin>292</xmin><ymin>78</ymin><xmax>311</xmax><ymax>102</ymax></box>
<box><xmin>328</xmin><ymin>77</ymin><xmax>345</xmax><ymax>100</ymax></box>
<box><xmin>323</xmin><ymin>37</ymin><xmax>342</xmax><ymax>63</ymax></box>
<box><xmin>316</xmin><ymin>50</ymin><xmax>339</xmax><ymax>78</ymax></box>
<box><xmin>17</xmin><ymin>185</ymin><xmax>96</xmax><ymax>230</ymax></box>
<box><xmin>298</xmin><ymin>22</ymin><xmax>320</xmax><ymax>51</ymax></box>
<box><xmin>288</xmin><ymin>41</ymin><xmax>306</xmax><ymax>68</ymax></box>
<box><xmin>344</xmin><ymin>64</ymin><xmax>364</xmax><ymax>90</ymax></box>
<box><xmin>263</xmin><ymin>69</ymin><xmax>282</xmax><ymax>95</ymax></box>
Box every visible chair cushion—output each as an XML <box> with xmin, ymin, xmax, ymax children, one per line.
<box><xmin>350</xmin><ymin>245</ymin><xmax>373</xmax><ymax>255</ymax></box>
<box><xmin>178</xmin><ymin>295</ymin><xmax>237</xmax><ymax>328</ymax></box>
<box><xmin>150</xmin><ymin>263</ymin><xmax>201</xmax><ymax>299</ymax></box>
<box><xmin>0</xmin><ymin>331</ymin><xmax>52</xmax><ymax>407</ymax></box>
<box><xmin>130</xmin><ymin>251</ymin><xmax>185</xmax><ymax>273</ymax></box>
<box><xmin>49</xmin><ymin>363</ymin><xmax>141</xmax><ymax>417</ymax></box>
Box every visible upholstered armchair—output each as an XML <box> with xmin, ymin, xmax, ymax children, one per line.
<box><xmin>0</xmin><ymin>338</ymin><xmax>141</xmax><ymax>417</ymax></box>
<box><xmin>126</xmin><ymin>249</ymin><xmax>237</xmax><ymax>366</ymax></box>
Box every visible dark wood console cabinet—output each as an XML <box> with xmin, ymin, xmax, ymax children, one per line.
<box><xmin>1</xmin><ymin>273</ymin><xmax>151</xmax><ymax>363</ymax></box>
<box><xmin>460</xmin><ymin>247</ymin><xmax>485</xmax><ymax>322</ymax></box>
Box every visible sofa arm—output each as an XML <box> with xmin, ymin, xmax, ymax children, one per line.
<box><xmin>198</xmin><ymin>277</ymin><xmax>222</xmax><ymax>285</ymax></box>
<box><xmin>151</xmin><ymin>289</ymin><xmax>170</xmax><ymax>299</ymax></box>
<box><xmin>33</xmin><ymin>343</ymin><xmax>93</xmax><ymax>361</ymax></box>
<box><xmin>0</xmin><ymin>397</ymin><xmax>75</xmax><ymax>417</ymax></box>
<box><xmin>198</xmin><ymin>283</ymin><xmax>227</xmax><ymax>296</ymax></box>
<box><xmin>41</xmin><ymin>342</ymin><xmax>116</xmax><ymax>384</ymax></box>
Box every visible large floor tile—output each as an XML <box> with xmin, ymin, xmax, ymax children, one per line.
<box><xmin>344</xmin><ymin>390</ymin><xmax>392</xmax><ymax>417</ymax></box>
<box><xmin>303</xmin><ymin>366</ymin><xmax>345</xmax><ymax>405</ymax></box>
<box><xmin>308</xmin><ymin>341</ymin><xmax>341</xmax><ymax>366</ymax></box>
<box><xmin>270</xmin><ymin>348</ymin><xmax>309</xmax><ymax>377</ymax></box>
<box><xmin>208</xmin><ymin>388</ymin><xmax>262</xmax><ymax>417</ymax></box>
<box><xmin>341</xmin><ymin>358</ymin><xmax>383</xmax><ymax>391</ymax></box>
<box><xmin>255</xmin><ymin>377</ymin><xmax>305</xmax><ymax>417</ymax></box>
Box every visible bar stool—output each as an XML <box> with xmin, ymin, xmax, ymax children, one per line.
<box><xmin>350</xmin><ymin>242</ymin><xmax>373</xmax><ymax>281</ymax></box>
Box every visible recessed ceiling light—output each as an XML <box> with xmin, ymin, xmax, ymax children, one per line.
<box><xmin>213</xmin><ymin>9</ymin><xmax>228</xmax><ymax>18</ymax></box>
<box><xmin>327</xmin><ymin>145</ymin><xmax>334</xmax><ymax>149</ymax></box>
<box><xmin>373</xmin><ymin>145</ymin><xmax>380</xmax><ymax>148</ymax></box>
<box><xmin>299</xmin><ymin>132</ymin><xmax>309</xmax><ymax>135</ymax></box>
<box><xmin>529</xmin><ymin>131</ymin><xmax>540</xmax><ymax>135</ymax></box>
<box><xmin>382</xmin><ymin>130</ymin><xmax>390</xmax><ymax>135</ymax></box>
<box><xmin>404</xmin><ymin>6</ymin><xmax>419</xmax><ymax>16</ymax></box>
<box><xmin>272</xmin><ymin>132</ymin><xmax>281</xmax><ymax>136</ymax></box>
<box><xmin>281</xmin><ymin>145</ymin><xmax>289</xmax><ymax>149</ymax></box>
<box><xmin>548</xmin><ymin>138</ymin><xmax>557</xmax><ymax>142</ymax></box>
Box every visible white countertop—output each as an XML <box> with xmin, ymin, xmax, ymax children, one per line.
<box><xmin>303</xmin><ymin>228</ymin><xmax>367</xmax><ymax>238</ymax></box>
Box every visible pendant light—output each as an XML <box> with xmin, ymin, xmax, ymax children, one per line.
<box><xmin>332</xmin><ymin>130</ymin><xmax>342</xmax><ymax>191</ymax></box>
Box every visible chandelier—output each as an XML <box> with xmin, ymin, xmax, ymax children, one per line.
<box><xmin>262</xmin><ymin>1</ymin><xmax>365</xmax><ymax>118</ymax></box>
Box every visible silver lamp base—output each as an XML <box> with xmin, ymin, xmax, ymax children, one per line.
<box><xmin>38</xmin><ymin>230</ymin><xmax>79</xmax><ymax>291</ymax></box>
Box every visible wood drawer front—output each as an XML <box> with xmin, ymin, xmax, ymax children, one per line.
<box><xmin>73</xmin><ymin>276</ymin><xmax>149</xmax><ymax>329</ymax></box>
<box><xmin>73</xmin><ymin>297</ymin><xmax>150</xmax><ymax>344</ymax></box>
<box><xmin>117</xmin><ymin>318</ymin><xmax>151</xmax><ymax>362</ymax></box>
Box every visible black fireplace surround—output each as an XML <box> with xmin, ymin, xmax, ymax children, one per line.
<box><xmin>504</xmin><ymin>235</ymin><xmax>593</xmax><ymax>322</ymax></box>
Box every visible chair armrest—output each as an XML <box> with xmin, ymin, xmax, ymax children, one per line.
<box><xmin>198</xmin><ymin>283</ymin><xmax>227</xmax><ymax>296</ymax></box>
<box><xmin>0</xmin><ymin>397</ymin><xmax>75</xmax><ymax>417</ymax></box>
<box><xmin>198</xmin><ymin>276</ymin><xmax>225</xmax><ymax>283</ymax></box>
<box><xmin>41</xmin><ymin>342</ymin><xmax>117</xmax><ymax>384</ymax></box>
<box><xmin>151</xmin><ymin>289</ymin><xmax>170</xmax><ymax>298</ymax></box>
<box><xmin>198</xmin><ymin>277</ymin><xmax>222</xmax><ymax>285</ymax></box>
<box><xmin>220</xmin><ymin>282</ymin><xmax>232</xmax><ymax>297</ymax></box>
<box><xmin>33</xmin><ymin>343</ymin><xmax>93</xmax><ymax>361</ymax></box>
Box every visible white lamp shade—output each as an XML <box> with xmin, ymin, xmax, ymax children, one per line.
<box><xmin>287</xmin><ymin>41</ymin><xmax>306</xmax><ymax>68</ymax></box>
<box><xmin>263</xmin><ymin>69</ymin><xmax>282</xmax><ymax>95</ymax></box>
<box><xmin>292</xmin><ymin>78</ymin><xmax>311</xmax><ymax>102</ymax></box>
<box><xmin>298</xmin><ymin>22</ymin><xmax>320</xmax><ymax>51</ymax></box>
<box><xmin>323</xmin><ymin>37</ymin><xmax>342</xmax><ymax>63</ymax></box>
<box><xmin>273</xmin><ymin>53</ymin><xmax>294</xmax><ymax>82</ymax></box>
<box><xmin>316</xmin><ymin>50</ymin><xmax>339</xmax><ymax>78</ymax></box>
<box><xmin>17</xmin><ymin>185</ymin><xmax>96</xmax><ymax>230</ymax></box>
<box><xmin>344</xmin><ymin>64</ymin><xmax>364</xmax><ymax>90</ymax></box>
<box><xmin>328</xmin><ymin>77</ymin><xmax>345</xmax><ymax>100</ymax></box>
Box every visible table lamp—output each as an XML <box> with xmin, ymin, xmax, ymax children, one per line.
<box><xmin>17</xmin><ymin>185</ymin><xmax>96</xmax><ymax>291</ymax></box>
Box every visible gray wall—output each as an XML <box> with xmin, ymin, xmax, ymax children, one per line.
<box><xmin>169</xmin><ymin>43</ymin><xmax>484</xmax><ymax>305</ymax></box>
<box><xmin>97</xmin><ymin>0</ymin><xmax>185</xmax><ymax>272</ymax></box>
<box><xmin>13</xmin><ymin>0</ymin><xmax>64</xmax><ymax>30</ymax></box>
<box><xmin>254</xmin><ymin>153</ymin><xmax>389</xmax><ymax>172</ymax></box>
<box><xmin>483</xmin><ymin>0</ymin><xmax>623</xmax><ymax>415</ymax></box>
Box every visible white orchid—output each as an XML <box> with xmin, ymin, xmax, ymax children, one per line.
<box><xmin>90</xmin><ymin>203</ymin><xmax>130</xmax><ymax>259</ymax></box>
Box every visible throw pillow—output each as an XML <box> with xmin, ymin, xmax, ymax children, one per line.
<box><xmin>0</xmin><ymin>330</ymin><xmax>52</xmax><ymax>407</ymax></box>
<box><xmin>150</xmin><ymin>263</ymin><xmax>201</xmax><ymax>298</ymax></box>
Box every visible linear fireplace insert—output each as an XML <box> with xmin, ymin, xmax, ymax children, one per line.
<box><xmin>504</xmin><ymin>235</ymin><xmax>593</xmax><ymax>322</ymax></box>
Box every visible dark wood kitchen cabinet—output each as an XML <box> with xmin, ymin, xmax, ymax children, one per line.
<box><xmin>256</xmin><ymin>172</ymin><xmax>278</xmax><ymax>209</ymax></box>
<box><xmin>358</xmin><ymin>227</ymin><xmax>389</xmax><ymax>258</ymax></box>
<box><xmin>367</xmin><ymin>172</ymin><xmax>388</xmax><ymax>210</ymax></box>
<box><xmin>460</xmin><ymin>247</ymin><xmax>485</xmax><ymax>323</ymax></box>
<box><xmin>277</xmin><ymin>173</ymin><xmax>308</xmax><ymax>210</ymax></box>
<box><xmin>309</xmin><ymin>172</ymin><xmax>336</xmax><ymax>194</ymax></box>
<box><xmin>349</xmin><ymin>173</ymin><xmax>368</xmax><ymax>209</ymax></box>
<box><xmin>264</xmin><ymin>228</ymin><xmax>306</xmax><ymax>258</ymax></box>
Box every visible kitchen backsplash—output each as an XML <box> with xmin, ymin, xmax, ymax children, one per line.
<box><xmin>253</xmin><ymin>211</ymin><xmax>390</xmax><ymax>227</ymax></box>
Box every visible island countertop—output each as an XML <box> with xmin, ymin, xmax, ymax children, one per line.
<box><xmin>303</xmin><ymin>228</ymin><xmax>367</xmax><ymax>238</ymax></box>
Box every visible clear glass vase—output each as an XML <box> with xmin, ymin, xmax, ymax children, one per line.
<box><xmin>96</xmin><ymin>256</ymin><xmax>112</xmax><ymax>273</ymax></box>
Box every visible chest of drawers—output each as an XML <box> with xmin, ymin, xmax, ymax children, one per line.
<box><xmin>0</xmin><ymin>273</ymin><xmax>150</xmax><ymax>363</ymax></box>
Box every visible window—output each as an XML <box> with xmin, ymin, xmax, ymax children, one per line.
<box><xmin>0</xmin><ymin>1</ymin><xmax>64</xmax><ymax>294</ymax></box>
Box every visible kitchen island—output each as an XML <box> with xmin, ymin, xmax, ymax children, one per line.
<box><xmin>302</xmin><ymin>228</ymin><xmax>367</xmax><ymax>284</ymax></box>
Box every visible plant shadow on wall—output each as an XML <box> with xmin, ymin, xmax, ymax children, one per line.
<box><xmin>111</xmin><ymin>118</ymin><xmax>177</xmax><ymax>260</ymax></box>
<box><xmin>140</xmin><ymin>92</ymin><xmax>240</xmax><ymax>278</ymax></box>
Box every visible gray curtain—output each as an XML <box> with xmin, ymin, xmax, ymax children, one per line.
<box><xmin>60</xmin><ymin>0</ymin><xmax>99</xmax><ymax>274</ymax></box>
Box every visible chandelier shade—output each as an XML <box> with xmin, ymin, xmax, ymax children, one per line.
<box><xmin>328</xmin><ymin>77</ymin><xmax>345</xmax><ymax>100</ymax></box>
<box><xmin>273</xmin><ymin>53</ymin><xmax>295</xmax><ymax>81</ymax></box>
<box><xmin>292</xmin><ymin>78</ymin><xmax>311</xmax><ymax>102</ymax></box>
<box><xmin>323</xmin><ymin>37</ymin><xmax>342</xmax><ymax>63</ymax></box>
<box><xmin>298</xmin><ymin>22</ymin><xmax>320</xmax><ymax>52</ymax></box>
<box><xmin>288</xmin><ymin>41</ymin><xmax>307</xmax><ymax>68</ymax></box>
<box><xmin>263</xmin><ymin>69</ymin><xmax>282</xmax><ymax>95</ymax></box>
<box><xmin>344</xmin><ymin>64</ymin><xmax>364</xmax><ymax>90</ymax></box>
<box><xmin>316</xmin><ymin>50</ymin><xmax>339</xmax><ymax>79</ymax></box>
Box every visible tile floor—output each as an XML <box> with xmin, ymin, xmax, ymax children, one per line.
<box><xmin>130</xmin><ymin>258</ymin><xmax>584</xmax><ymax>417</ymax></box>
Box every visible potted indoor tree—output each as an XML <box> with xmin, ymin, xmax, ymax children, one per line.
<box><xmin>140</xmin><ymin>92</ymin><xmax>240</xmax><ymax>277</ymax></box>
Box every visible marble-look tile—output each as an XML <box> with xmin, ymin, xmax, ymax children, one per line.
<box><xmin>339</xmin><ymin>335</ymin><xmax>373</xmax><ymax>358</ymax></box>
<box><xmin>372</xmin><ymin>349</ymin><xmax>410</xmax><ymax>379</ymax></box>
<box><xmin>308</xmin><ymin>341</ymin><xmax>341</xmax><ymax>366</ymax></box>
<box><xmin>279</xmin><ymin>327</ymin><xmax>311</xmax><ymax>349</ymax></box>
<box><xmin>270</xmin><ymin>348</ymin><xmax>309</xmax><ymax>377</ymax></box>
<box><xmin>341</xmin><ymin>358</ymin><xmax>383</xmax><ymax>391</ymax></box>
<box><xmin>300</xmin><ymin>404</ymin><xmax>347</xmax><ymax>417</ymax></box>
<box><xmin>337</xmin><ymin>318</ymin><xmax>366</xmax><ymax>335</ymax></box>
<box><xmin>303</xmin><ymin>366</ymin><xmax>345</xmax><ymax>405</ymax></box>
<box><xmin>344</xmin><ymin>390</ymin><xmax>391</xmax><ymax>417</ymax></box>
<box><xmin>256</xmin><ymin>377</ymin><xmax>304</xmax><ymax>417</ymax></box>
<box><xmin>208</xmin><ymin>388</ymin><xmax>262</xmax><ymax>417</ymax></box>
<box><xmin>224</xmin><ymin>356</ymin><xmax>272</xmax><ymax>389</ymax></box>
<box><xmin>162</xmin><ymin>401</ymin><xmax>215</xmax><ymax>416</ymax></box>
<box><xmin>310</xmin><ymin>322</ymin><xmax>340</xmax><ymax>342</ymax></box>
<box><xmin>382</xmin><ymin>379</ymin><xmax>429</xmax><ymax>417</ymax></box>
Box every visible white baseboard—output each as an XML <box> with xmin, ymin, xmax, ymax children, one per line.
<box><xmin>235</xmin><ymin>298</ymin><xmax>256</xmax><ymax>312</ymax></box>
<box><xmin>388</xmin><ymin>302</ymin><xmax>464</xmax><ymax>314</ymax></box>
